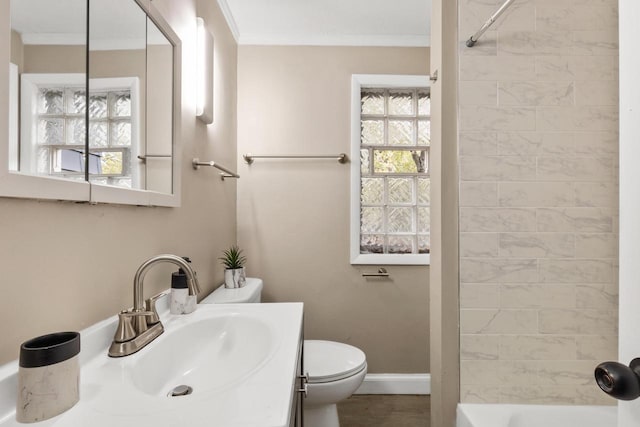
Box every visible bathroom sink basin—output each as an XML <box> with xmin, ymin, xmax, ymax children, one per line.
<box><xmin>0</xmin><ymin>302</ymin><xmax>304</xmax><ymax>427</ymax></box>
<box><xmin>130</xmin><ymin>313</ymin><xmax>274</xmax><ymax>396</ymax></box>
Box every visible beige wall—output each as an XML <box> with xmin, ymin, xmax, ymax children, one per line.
<box><xmin>0</xmin><ymin>0</ymin><xmax>238</xmax><ymax>364</ymax></box>
<box><xmin>237</xmin><ymin>46</ymin><xmax>430</xmax><ymax>373</ymax></box>
<box><xmin>146</xmin><ymin>44</ymin><xmax>174</xmax><ymax>193</ymax></box>
<box><xmin>430</xmin><ymin>0</ymin><xmax>460</xmax><ymax>423</ymax></box>
<box><xmin>22</xmin><ymin>45</ymin><xmax>85</xmax><ymax>74</ymax></box>
<box><xmin>458</xmin><ymin>0</ymin><xmax>619</xmax><ymax>405</ymax></box>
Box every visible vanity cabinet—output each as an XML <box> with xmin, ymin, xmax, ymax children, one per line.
<box><xmin>290</xmin><ymin>326</ymin><xmax>305</xmax><ymax>426</ymax></box>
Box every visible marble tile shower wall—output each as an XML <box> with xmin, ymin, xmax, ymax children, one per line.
<box><xmin>458</xmin><ymin>0</ymin><xmax>619</xmax><ymax>405</ymax></box>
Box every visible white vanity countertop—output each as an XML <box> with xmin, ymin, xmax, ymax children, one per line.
<box><xmin>0</xmin><ymin>300</ymin><xmax>304</xmax><ymax>427</ymax></box>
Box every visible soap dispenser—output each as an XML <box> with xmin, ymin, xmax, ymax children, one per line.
<box><xmin>170</xmin><ymin>257</ymin><xmax>197</xmax><ymax>314</ymax></box>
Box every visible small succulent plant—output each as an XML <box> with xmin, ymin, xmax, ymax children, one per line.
<box><xmin>219</xmin><ymin>245</ymin><xmax>246</xmax><ymax>269</ymax></box>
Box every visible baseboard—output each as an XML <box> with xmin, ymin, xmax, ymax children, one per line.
<box><xmin>354</xmin><ymin>373</ymin><xmax>431</xmax><ymax>395</ymax></box>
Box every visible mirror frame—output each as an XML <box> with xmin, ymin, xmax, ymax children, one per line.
<box><xmin>0</xmin><ymin>0</ymin><xmax>182</xmax><ymax>207</ymax></box>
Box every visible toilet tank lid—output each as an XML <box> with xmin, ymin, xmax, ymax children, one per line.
<box><xmin>201</xmin><ymin>278</ymin><xmax>263</xmax><ymax>304</ymax></box>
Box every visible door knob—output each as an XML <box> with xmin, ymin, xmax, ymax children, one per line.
<box><xmin>595</xmin><ymin>358</ymin><xmax>640</xmax><ymax>400</ymax></box>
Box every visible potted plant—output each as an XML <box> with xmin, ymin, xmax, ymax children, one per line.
<box><xmin>219</xmin><ymin>245</ymin><xmax>247</xmax><ymax>289</ymax></box>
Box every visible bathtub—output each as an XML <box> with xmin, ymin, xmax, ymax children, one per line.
<box><xmin>457</xmin><ymin>403</ymin><xmax>617</xmax><ymax>427</ymax></box>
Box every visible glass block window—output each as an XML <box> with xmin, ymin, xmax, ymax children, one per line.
<box><xmin>88</xmin><ymin>90</ymin><xmax>132</xmax><ymax>187</ymax></box>
<box><xmin>35</xmin><ymin>86</ymin><xmax>86</xmax><ymax>178</ymax></box>
<box><xmin>35</xmin><ymin>86</ymin><xmax>132</xmax><ymax>186</ymax></box>
<box><xmin>360</xmin><ymin>88</ymin><xmax>431</xmax><ymax>256</ymax></box>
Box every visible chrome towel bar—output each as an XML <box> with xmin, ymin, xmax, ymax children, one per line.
<box><xmin>137</xmin><ymin>154</ymin><xmax>171</xmax><ymax>162</ymax></box>
<box><xmin>243</xmin><ymin>153</ymin><xmax>348</xmax><ymax>165</ymax></box>
<box><xmin>362</xmin><ymin>268</ymin><xmax>390</xmax><ymax>278</ymax></box>
<box><xmin>192</xmin><ymin>158</ymin><xmax>240</xmax><ymax>180</ymax></box>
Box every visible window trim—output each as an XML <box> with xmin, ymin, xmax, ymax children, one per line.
<box><xmin>9</xmin><ymin>63</ymin><xmax>19</xmax><ymax>172</ymax></box>
<box><xmin>350</xmin><ymin>74</ymin><xmax>431</xmax><ymax>266</ymax></box>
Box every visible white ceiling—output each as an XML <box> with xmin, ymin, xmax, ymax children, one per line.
<box><xmin>11</xmin><ymin>0</ymin><xmax>168</xmax><ymax>49</ymax></box>
<box><xmin>11</xmin><ymin>0</ymin><xmax>431</xmax><ymax>48</ymax></box>
<box><xmin>216</xmin><ymin>0</ymin><xmax>431</xmax><ymax>47</ymax></box>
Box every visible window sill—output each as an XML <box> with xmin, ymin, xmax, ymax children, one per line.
<box><xmin>351</xmin><ymin>253</ymin><xmax>430</xmax><ymax>266</ymax></box>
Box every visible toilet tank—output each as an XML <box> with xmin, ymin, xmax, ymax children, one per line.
<box><xmin>200</xmin><ymin>278</ymin><xmax>263</xmax><ymax>304</ymax></box>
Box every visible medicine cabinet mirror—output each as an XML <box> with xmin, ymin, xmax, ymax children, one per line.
<box><xmin>4</xmin><ymin>0</ymin><xmax>180</xmax><ymax>206</ymax></box>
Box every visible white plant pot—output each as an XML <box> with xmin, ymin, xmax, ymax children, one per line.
<box><xmin>224</xmin><ymin>267</ymin><xmax>246</xmax><ymax>289</ymax></box>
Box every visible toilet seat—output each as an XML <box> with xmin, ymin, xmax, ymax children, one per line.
<box><xmin>304</xmin><ymin>340</ymin><xmax>367</xmax><ymax>384</ymax></box>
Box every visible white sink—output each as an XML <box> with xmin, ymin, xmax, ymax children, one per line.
<box><xmin>0</xmin><ymin>302</ymin><xmax>304</xmax><ymax>427</ymax></box>
<box><xmin>131</xmin><ymin>313</ymin><xmax>274</xmax><ymax>396</ymax></box>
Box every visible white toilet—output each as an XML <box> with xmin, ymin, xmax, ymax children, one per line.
<box><xmin>200</xmin><ymin>278</ymin><xmax>367</xmax><ymax>427</ymax></box>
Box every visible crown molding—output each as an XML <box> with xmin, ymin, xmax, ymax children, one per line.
<box><xmin>20</xmin><ymin>33</ymin><xmax>85</xmax><ymax>45</ymax></box>
<box><xmin>237</xmin><ymin>33</ymin><xmax>430</xmax><ymax>47</ymax></box>
<box><xmin>216</xmin><ymin>0</ymin><xmax>240</xmax><ymax>43</ymax></box>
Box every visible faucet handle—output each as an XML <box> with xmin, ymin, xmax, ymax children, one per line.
<box><xmin>118</xmin><ymin>309</ymin><xmax>156</xmax><ymax>336</ymax></box>
<box><xmin>113</xmin><ymin>310</ymin><xmax>138</xmax><ymax>343</ymax></box>
<box><xmin>145</xmin><ymin>290</ymin><xmax>170</xmax><ymax>325</ymax></box>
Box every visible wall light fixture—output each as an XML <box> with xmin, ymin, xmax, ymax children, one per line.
<box><xmin>196</xmin><ymin>17</ymin><xmax>213</xmax><ymax>124</ymax></box>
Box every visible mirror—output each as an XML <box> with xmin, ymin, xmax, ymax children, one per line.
<box><xmin>88</xmin><ymin>0</ymin><xmax>174</xmax><ymax>194</ymax></box>
<box><xmin>7</xmin><ymin>0</ymin><xmax>179</xmax><ymax>203</ymax></box>
<box><xmin>88</xmin><ymin>0</ymin><xmax>147</xmax><ymax>190</ymax></box>
<box><xmin>10</xmin><ymin>0</ymin><xmax>88</xmax><ymax>181</ymax></box>
<box><xmin>144</xmin><ymin>17</ymin><xmax>174</xmax><ymax>194</ymax></box>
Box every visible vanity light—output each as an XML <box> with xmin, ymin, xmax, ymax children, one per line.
<box><xmin>196</xmin><ymin>17</ymin><xmax>214</xmax><ymax>124</ymax></box>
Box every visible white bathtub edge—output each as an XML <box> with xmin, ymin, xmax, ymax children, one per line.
<box><xmin>456</xmin><ymin>403</ymin><xmax>617</xmax><ymax>427</ymax></box>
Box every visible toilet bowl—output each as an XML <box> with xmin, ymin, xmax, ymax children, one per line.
<box><xmin>303</xmin><ymin>340</ymin><xmax>367</xmax><ymax>427</ymax></box>
<box><xmin>200</xmin><ymin>278</ymin><xmax>367</xmax><ymax>427</ymax></box>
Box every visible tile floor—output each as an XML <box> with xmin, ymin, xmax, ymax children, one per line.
<box><xmin>337</xmin><ymin>395</ymin><xmax>430</xmax><ymax>427</ymax></box>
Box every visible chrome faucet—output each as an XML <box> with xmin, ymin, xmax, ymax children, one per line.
<box><xmin>108</xmin><ymin>254</ymin><xmax>201</xmax><ymax>357</ymax></box>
